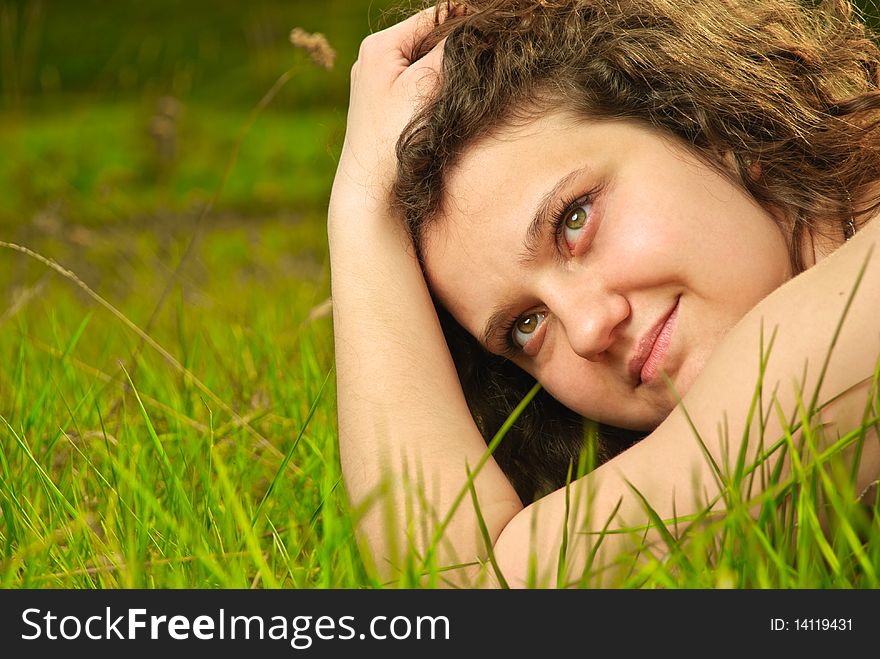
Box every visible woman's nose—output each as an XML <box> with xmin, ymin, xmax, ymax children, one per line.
<box><xmin>542</xmin><ymin>280</ymin><xmax>630</xmax><ymax>361</ymax></box>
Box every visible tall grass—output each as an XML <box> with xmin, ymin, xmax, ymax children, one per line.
<box><xmin>0</xmin><ymin>25</ymin><xmax>361</xmax><ymax>585</ymax></box>
<box><xmin>2</xmin><ymin>228</ymin><xmax>877</xmax><ymax>588</ymax></box>
<box><xmin>0</xmin><ymin>223</ymin><xmax>364</xmax><ymax>587</ymax></box>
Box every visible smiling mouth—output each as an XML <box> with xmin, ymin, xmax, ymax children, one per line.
<box><xmin>630</xmin><ymin>297</ymin><xmax>680</xmax><ymax>387</ymax></box>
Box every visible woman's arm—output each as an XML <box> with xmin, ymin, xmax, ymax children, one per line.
<box><xmin>329</xmin><ymin>10</ymin><xmax>522</xmax><ymax>584</ymax></box>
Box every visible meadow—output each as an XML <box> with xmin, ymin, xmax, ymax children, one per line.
<box><xmin>1</xmin><ymin>0</ymin><xmax>879</xmax><ymax>589</ymax></box>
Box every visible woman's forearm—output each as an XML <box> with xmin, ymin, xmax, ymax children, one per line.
<box><xmin>329</xmin><ymin>204</ymin><xmax>521</xmax><ymax>583</ymax></box>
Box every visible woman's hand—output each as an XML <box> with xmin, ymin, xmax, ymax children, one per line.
<box><xmin>330</xmin><ymin>8</ymin><xmax>445</xmax><ymax>219</ymax></box>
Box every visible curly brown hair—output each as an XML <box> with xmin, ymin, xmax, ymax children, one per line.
<box><xmin>391</xmin><ymin>0</ymin><xmax>880</xmax><ymax>502</ymax></box>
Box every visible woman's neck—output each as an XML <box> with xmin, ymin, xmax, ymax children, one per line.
<box><xmin>804</xmin><ymin>197</ymin><xmax>879</xmax><ymax>269</ymax></box>
<box><xmin>802</xmin><ymin>230</ymin><xmax>843</xmax><ymax>269</ymax></box>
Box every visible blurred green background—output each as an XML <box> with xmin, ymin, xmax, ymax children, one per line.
<box><xmin>0</xmin><ymin>0</ymin><xmax>409</xmax><ymax>393</ymax></box>
<box><xmin>0</xmin><ymin>0</ymin><xmax>405</xmax><ymax>234</ymax></box>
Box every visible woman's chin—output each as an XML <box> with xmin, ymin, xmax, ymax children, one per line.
<box><xmin>582</xmin><ymin>403</ymin><xmax>674</xmax><ymax>434</ymax></box>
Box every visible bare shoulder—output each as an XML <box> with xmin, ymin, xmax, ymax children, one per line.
<box><xmin>626</xmin><ymin>209</ymin><xmax>880</xmax><ymax>499</ymax></box>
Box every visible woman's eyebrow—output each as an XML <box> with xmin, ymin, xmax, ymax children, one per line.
<box><xmin>480</xmin><ymin>302</ymin><xmax>518</xmax><ymax>351</ymax></box>
<box><xmin>518</xmin><ymin>166</ymin><xmax>590</xmax><ymax>264</ymax></box>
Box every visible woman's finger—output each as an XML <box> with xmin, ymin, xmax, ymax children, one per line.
<box><xmin>398</xmin><ymin>35</ymin><xmax>446</xmax><ymax>103</ymax></box>
<box><xmin>359</xmin><ymin>6</ymin><xmax>440</xmax><ymax>66</ymax></box>
<box><xmin>406</xmin><ymin>36</ymin><xmax>447</xmax><ymax>77</ymax></box>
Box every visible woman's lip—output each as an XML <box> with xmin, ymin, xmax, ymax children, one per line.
<box><xmin>629</xmin><ymin>297</ymin><xmax>680</xmax><ymax>387</ymax></box>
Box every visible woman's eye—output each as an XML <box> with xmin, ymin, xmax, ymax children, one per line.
<box><xmin>563</xmin><ymin>201</ymin><xmax>591</xmax><ymax>248</ymax></box>
<box><xmin>511</xmin><ymin>312</ymin><xmax>546</xmax><ymax>348</ymax></box>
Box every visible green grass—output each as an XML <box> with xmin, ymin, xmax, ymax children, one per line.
<box><xmin>0</xmin><ymin>0</ymin><xmax>383</xmax><ymax>588</ymax></box>
<box><xmin>1</xmin><ymin>0</ymin><xmax>879</xmax><ymax>589</ymax></box>
<box><xmin>0</xmin><ymin>221</ymin><xmax>364</xmax><ymax>588</ymax></box>
<box><xmin>2</xmin><ymin>224</ymin><xmax>876</xmax><ymax>588</ymax></box>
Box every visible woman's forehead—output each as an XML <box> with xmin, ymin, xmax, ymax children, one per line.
<box><xmin>437</xmin><ymin>112</ymin><xmax>582</xmax><ymax>213</ymax></box>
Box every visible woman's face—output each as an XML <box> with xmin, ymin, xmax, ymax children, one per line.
<box><xmin>421</xmin><ymin>112</ymin><xmax>793</xmax><ymax>431</ymax></box>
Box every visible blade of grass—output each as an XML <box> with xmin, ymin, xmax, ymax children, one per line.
<box><xmin>465</xmin><ymin>463</ymin><xmax>509</xmax><ymax>588</ymax></box>
<box><xmin>250</xmin><ymin>368</ymin><xmax>330</xmax><ymax>528</ymax></box>
<box><xmin>212</xmin><ymin>448</ymin><xmax>280</xmax><ymax>589</ymax></box>
<box><xmin>0</xmin><ymin>413</ymin><xmax>78</xmax><ymax>519</ymax></box>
